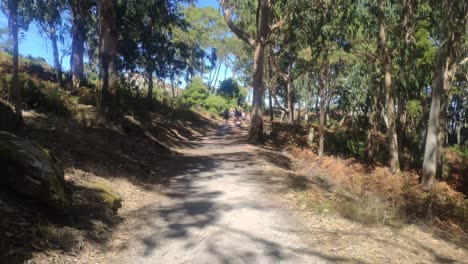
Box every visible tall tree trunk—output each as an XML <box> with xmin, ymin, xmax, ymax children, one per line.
<box><xmin>378</xmin><ymin>0</ymin><xmax>399</xmax><ymax>173</ymax></box>
<box><xmin>268</xmin><ymin>87</ymin><xmax>274</xmax><ymax>123</ymax></box>
<box><xmin>96</xmin><ymin>0</ymin><xmax>119</xmax><ymax>121</ymax></box>
<box><xmin>170</xmin><ymin>70</ymin><xmax>176</xmax><ymax>98</ymax></box>
<box><xmin>366</xmin><ymin>87</ymin><xmax>379</xmax><ymax>165</ymax></box>
<box><xmin>221</xmin><ymin>0</ymin><xmax>272</xmax><ymax>143</ymax></box>
<box><xmin>224</xmin><ymin>64</ymin><xmax>228</xmax><ymax>79</ymax></box>
<box><xmin>318</xmin><ymin>64</ymin><xmax>327</xmax><ymax>157</ymax></box>
<box><xmin>147</xmin><ymin>69</ymin><xmax>153</xmax><ymax>100</ymax></box>
<box><xmin>49</xmin><ymin>23</ymin><xmax>62</xmax><ymax>86</ymax></box>
<box><xmin>201</xmin><ymin>57</ymin><xmax>204</xmax><ymax>79</ymax></box>
<box><xmin>287</xmin><ymin>78</ymin><xmax>294</xmax><ymax>123</ymax></box>
<box><xmin>437</xmin><ymin>92</ymin><xmax>449</xmax><ymax>178</ymax></box>
<box><xmin>421</xmin><ymin>44</ymin><xmax>457</xmax><ymax>189</ymax></box>
<box><xmin>456</xmin><ymin>121</ymin><xmax>462</xmax><ymax>145</ymax></box>
<box><xmin>212</xmin><ymin>62</ymin><xmax>222</xmax><ymax>92</ymax></box>
<box><xmin>71</xmin><ymin>0</ymin><xmax>87</xmax><ymax>89</ymax></box>
<box><xmin>8</xmin><ymin>0</ymin><xmax>22</xmax><ymax>120</ymax></box>
<box><xmin>249</xmin><ymin>41</ymin><xmax>265</xmax><ymax>142</ymax></box>
<box><xmin>297</xmin><ymin>102</ymin><xmax>301</xmax><ymax>123</ymax></box>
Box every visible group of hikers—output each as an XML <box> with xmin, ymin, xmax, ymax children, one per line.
<box><xmin>223</xmin><ymin>107</ymin><xmax>246</xmax><ymax>126</ymax></box>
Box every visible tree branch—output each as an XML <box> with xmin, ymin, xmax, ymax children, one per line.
<box><xmin>220</xmin><ymin>2</ymin><xmax>255</xmax><ymax>48</ymax></box>
<box><xmin>269</xmin><ymin>53</ymin><xmax>289</xmax><ymax>81</ymax></box>
<box><xmin>269</xmin><ymin>19</ymin><xmax>285</xmax><ymax>32</ymax></box>
<box><xmin>269</xmin><ymin>86</ymin><xmax>289</xmax><ymax>112</ymax></box>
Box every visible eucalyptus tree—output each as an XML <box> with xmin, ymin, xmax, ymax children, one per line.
<box><xmin>118</xmin><ymin>0</ymin><xmax>189</xmax><ymax>100</ymax></box>
<box><xmin>269</xmin><ymin>29</ymin><xmax>303</xmax><ymax>124</ymax></box>
<box><xmin>175</xmin><ymin>5</ymin><xmax>231</xmax><ymax>90</ymax></box>
<box><xmin>376</xmin><ymin>0</ymin><xmax>400</xmax><ymax>172</ymax></box>
<box><xmin>421</xmin><ymin>0</ymin><xmax>467</xmax><ymax>189</ymax></box>
<box><xmin>1</xmin><ymin>0</ymin><xmax>31</xmax><ymax>119</ymax></box>
<box><xmin>69</xmin><ymin>0</ymin><xmax>92</xmax><ymax>89</ymax></box>
<box><xmin>96</xmin><ymin>0</ymin><xmax>118</xmax><ymax>121</ymax></box>
<box><xmin>220</xmin><ymin>0</ymin><xmax>282</xmax><ymax>142</ymax></box>
<box><xmin>284</xmin><ymin>0</ymin><xmax>353</xmax><ymax>156</ymax></box>
<box><xmin>31</xmin><ymin>0</ymin><xmax>66</xmax><ymax>86</ymax></box>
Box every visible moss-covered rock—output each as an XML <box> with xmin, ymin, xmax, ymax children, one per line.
<box><xmin>87</xmin><ymin>179</ymin><xmax>122</xmax><ymax>213</ymax></box>
<box><xmin>0</xmin><ymin>132</ymin><xmax>70</xmax><ymax>209</ymax></box>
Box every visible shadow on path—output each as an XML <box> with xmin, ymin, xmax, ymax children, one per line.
<box><xmin>114</xmin><ymin>124</ymin><xmax>351</xmax><ymax>263</ymax></box>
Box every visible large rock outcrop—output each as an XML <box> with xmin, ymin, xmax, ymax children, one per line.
<box><xmin>0</xmin><ymin>132</ymin><xmax>70</xmax><ymax>209</ymax></box>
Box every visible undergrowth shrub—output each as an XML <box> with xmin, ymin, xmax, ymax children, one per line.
<box><xmin>77</xmin><ymin>88</ymin><xmax>95</xmax><ymax>106</ymax></box>
<box><xmin>22</xmin><ymin>75</ymin><xmax>77</xmax><ymax>116</ymax></box>
<box><xmin>204</xmin><ymin>95</ymin><xmax>233</xmax><ymax>116</ymax></box>
<box><xmin>119</xmin><ymin>87</ymin><xmax>172</xmax><ymax>117</ymax></box>
<box><xmin>290</xmin><ymin>149</ymin><xmax>468</xmax><ymax>235</ymax></box>
<box><xmin>324</xmin><ymin>129</ymin><xmax>368</xmax><ymax>159</ymax></box>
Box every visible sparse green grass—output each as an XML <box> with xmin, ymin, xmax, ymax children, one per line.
<box><xmin>87</xmin><ymin>180</ymin><xmax>122</xmax><ymax>212</ymax></box>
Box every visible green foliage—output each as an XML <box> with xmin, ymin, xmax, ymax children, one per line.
<box><xmin>407</xmin><ymin>100</ymin><xmax>423</xmax><ymax>124</ymax></box>
<box><xmin>21</xmin><ymin>75</ymin><xmax>76</xmax><ymax>115</ymax></box>
<box><xmin>325</xmin><ymin>129</ymin><xmax>368</xmax><ymax>159</ymax></box>
<box><xmin>204</xmin><ymin>95</ymin><xmax>229</xmax><ymax>116</ymax></box>
<box><xmin>218</xmin><ymin>78</ymin><xmax>240</xmax><ymax>99</ymax></box>
<box><xmin>182</xmin><ymin>77</ymin><xmax>209</xmax><ymax>107</ymax></box>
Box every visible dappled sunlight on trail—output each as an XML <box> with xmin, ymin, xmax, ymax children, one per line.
<box><xmin>109</xmin><ymin>124</ymin><xmax>332</xmax><ymax>263</ymax></box>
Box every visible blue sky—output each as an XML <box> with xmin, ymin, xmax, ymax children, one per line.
<box><xmin>0</xmin><ymin>0</ymin><xmax>230</xmax><ymax>86</ymax></box>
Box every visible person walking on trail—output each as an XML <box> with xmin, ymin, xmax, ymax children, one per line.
<box><xmin>230</xmin><ymin>108</ymin><xmax>235</xmax><ymax>123</ymax></box>
<box><xmin>234</xmin><ymin>108</ymin><xmax>242</xmax><ymax>126</ymax></box>
<box><xmin>223</xmin><ymin>108</ymin><xmax>230</xmax><ymax>124</ymax></box>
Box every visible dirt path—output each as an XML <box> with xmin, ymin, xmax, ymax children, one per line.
<box><xmin>109</xmin><ymin>124</ymin><xmax>327</xmax><ymax>264</ymax></box>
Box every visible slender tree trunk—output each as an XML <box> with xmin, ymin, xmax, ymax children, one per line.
<box><xmin>456</xmin><ymin>121</ymin><xmax>461</xmax><ymax>145</ymax></box>
<box><xmin>49</xmin><ymin>23</ymin><xmax>62</xmax><ymax>86</ymax></box>
<box><xmin>297</xmin><ymin>102</ymin><xmax>301</xmax><ymax>123</ymax></box>
<box><xmin>249</xmin><ymin>41</ymin><xmax>265</xmax><ymax>142</ymax></box>
<box><xmin>201</xmin><ymin>57</ymin><xmax>204</xmax><ymax>79</ymax></box>
<box><xmin>71</xmin><ymin>0</ymin><xmax>87</xmax><ymax>89</ymax></box>
<box><xmin>212</xmin><ymin>62</ymin><xmax>222</xmax><ymax>92</ymax></box>
<box><xmin>231</xmin><ymin>65</ymin><xmax>237</xmax><ymax>79</ymax></box>
<box><xmin>8</xmin><ymin>0</ymin><xmax>22</xmax><ymax>120</ymax></box>
<box><xmin>287</xmin><ymin>78</ymin><xmax>294</xmax><ymax>123</ymax></box>
<box><xmin>378</xmin><ymin>0</ymin><xmax>399</xmax><ymax>173</ymax></box>
<box><xmin>97</xmin><ymin>0</ymin><xmax>119</xmax><ymax>121</ymax></box>
<box><xmin>318</xmin><ymin>64</ymin><xmax>327</xmax><ymax>157</ymax></box>
<box><xmin>421</xmin><ymin>44</ymin><xmax>457</xmax><ymax>189</ymax></box>
<box><xmin>268</xmin><ymin>88</ymin><xmax>274</xmax><ymax>123</ymax></box>
<box><xmin>366</xmin><ymin>87</ymin><xmax>379</xmax><ymax>165</ymax></box>
<box><xmin>224</xmin><ymin>64</ymin><xmax>228</xmax><ymax>79</ymax></box>
<box><xmin>170</xmin><ymin>71</ymin><xmax>176</xmax><ymax>98</ymax></box>
<box><xmin>221</xmin><ymin>0</ymin><xmax>272</xmax><ymax>143</ymax></box>
<box><xmin>314</xmin><ymin>93</ymin><xmax>319</xmax><ymax>122</ymax></box>
<box><xmin>207</xmin><ymin>64</ymin><xmax>213</xmax><ymax>88</ymax></box>
<box><xmin>147</xmin><ymin>69</ymin><xmax>153</xmax><ymax>100</ymax></box>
